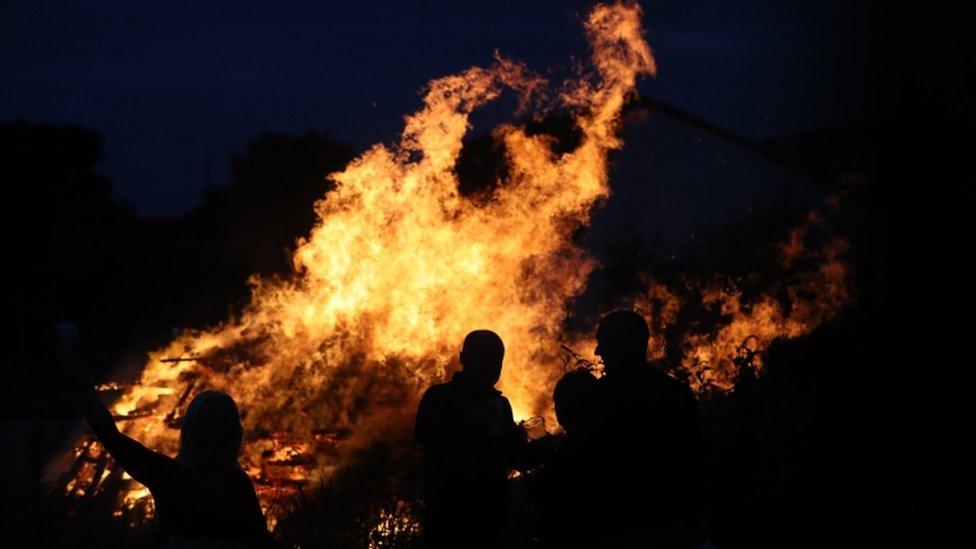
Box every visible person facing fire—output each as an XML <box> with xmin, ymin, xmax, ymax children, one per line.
<box><xmin>414</xmin><ymin>329</ymin><xmax>527</xmax><ymax>548</ymax></box>
<box><xmin>533</xmin><ymin>368</ymin><xmax>600</xmax><ymax>547</ymax></box>
<box><xmin>588</xmin><ymin>310</ymin><xmax>703</xmax><ymax>547</ymax></box>
<box><xmin>58</xmin><ymin>324</ymin><xmax>273</xmax><ymax>548</ymax></box>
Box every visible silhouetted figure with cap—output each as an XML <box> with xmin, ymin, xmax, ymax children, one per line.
<box><xmin>588</xmin><ymin>310</ymin><xmax>703</xmax><ymax>547</ymax></box>
<box><xmin>415</xmin><ymin>330</ymin><xmax>527</xmax><ymax>548</ymax></box>
<box><xmin>59</xmin><ymin>324</ymin><xmax>273</xmax><ymax>548</ymax></box>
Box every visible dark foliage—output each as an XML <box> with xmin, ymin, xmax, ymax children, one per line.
<box><xmin>187</xmin><ymin>132</ymin><xmax>354</xmax><ymax>308</ymax></box>
<box><xmin>3</xmin><ymin>120</ymin><xmax>135</xmax><ymax>415</ymax></box>
<box><xmin>2</xmin><ymin>123</ymin><xmax>354</xmax><ymax>417</ymax></box>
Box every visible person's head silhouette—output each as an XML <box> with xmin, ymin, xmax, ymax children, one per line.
<box><xmin>460</xmin><ymin>330</ymin><xmax>505</xmax><ymax>388</ymax></box>
<box><xmin>595</xmin><ymin>310</ymin><xmax>650</xmax><ymax>375</ymax></box>
<box><xmin>177</xmin><ymin>391</ymin><xmax>244</xmax><ymax>474</ymax></box>
<box><xmin>554</xmin><ymin>369</ymin><xmax>598</xmax><ymax>435</ymax></box>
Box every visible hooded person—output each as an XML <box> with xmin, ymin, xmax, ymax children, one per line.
<box><xmin>176</xmin><ymin>392</ymin><xmax>246</xmax><ymax>495</ymax></box>
<box><xmin>76</xmin><ymin>380</ymin><xmax>273</xmax><ymax>548</ymax></box>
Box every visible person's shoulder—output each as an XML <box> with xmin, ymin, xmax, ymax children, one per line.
<box><xmin>423</xmin><ymin>380</ymin><xmax>453</xmax><ymax>396</ymax></box>
<box><xmin>229</xmin><ymin>466</ymin><xmax>260</xmax><ymax>493</ymax></box>
<box><xmin>419</xmin><ymin>381</ymin><xmax>454</xmax><ymax>403</ymax></box>
<box><xmin>648</xmin><ymin>365</ymin><xmax>692</xmax><ymax>395</ymax></box>
<box><xmin>645</xmin><ymin>361</ymin><xmax>686</xmax><ymax>387</ymax></box>
<box><xmin>651</xmin><ymin>367</ymin><xmax>698</xmax><ymax>410</ymax></box>
<box><xmin>593</xmin><ymin>373</ymin><xmax>616</xmax><ymax>394</ymax></box>
<box><xmin>494</xmin><ymin>393</ymin><xmax>514</xmax><ymax>411</ymax></box>
<box><xmin>147</xmin><ymin>448</ymin><xmax>183</xmax><ymax>476</ymax></box>
<box><xmin>618</xmin><ymin>362</ymin><xmax>686</xmax><ymax>399</ymax></box>
<box><xmin>232</xmin><ymin>465</ymin><xmax>254</xmax><ymax>481</ymax></box>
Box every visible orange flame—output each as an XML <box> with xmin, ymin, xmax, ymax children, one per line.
<box><xmin>93</xmin><ymin>0</ymin><xmax>655</xmax><ymax>515</ymax></box>
<box><xmin>632</xmin><ymin>207</ymin><xmax>853</xmax><ymax>392</ymax></box>
<box><xmin>61</xmin><ymin>2</ymin><xmax>852</xmax><ymax>525</ymax></box>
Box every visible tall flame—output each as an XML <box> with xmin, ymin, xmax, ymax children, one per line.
<box><xmin>102</xmin><ymin>0</ymin><xmax>654</xmax><ymax>502</ymax></box>
<box><xmin>61</xmin><ymin>2</ymin><xmax>852</xmax><ymax>526</ymax></box>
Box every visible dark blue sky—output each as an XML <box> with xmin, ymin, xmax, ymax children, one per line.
<box><xmin>2</xmin><ymin>1</ymin><xmax>879</xmax><ymax>216</ymax></box>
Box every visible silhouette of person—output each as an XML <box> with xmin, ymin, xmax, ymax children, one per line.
<box><xmin>553</xmin><ymin>369</ymin><xmax>599</xmax><ymax>438</ymax></box>
<box><xmin>60</xmin><ymin>325</ymin><xmax>273</xmax><ymax>548</ymax></box>
<box><xmin>414</xmin><ymin>330</ymin><xmax>527</xmax><ymax>548</ymax></box>
<box><xmin>588</xmin><ymin>310</ymin><xmax>703</xmax><ymax>547</ymax></box>
<box><xmin>533</xmin><ymin>368</ymin><xmax>599</xmax><ymax>547</ymax></box>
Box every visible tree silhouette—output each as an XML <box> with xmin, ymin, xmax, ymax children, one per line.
<box><xmin>186</xmin><ymin>131</ymin><xmax>355</xmax><ymax>315</ymax></box>
<box><xmin>2</xmin><ymin>120</ymin><xmax>134</xmax><ymax>411</ymax></box>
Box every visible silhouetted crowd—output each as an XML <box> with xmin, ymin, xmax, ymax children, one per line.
<box><xmin>64</xmin><ymin>310</ymin><xmax>702</xmax><ymax>548</ymax></box>
<box><xmin>415</xmin><ymin>311</ymin><xmax>703</xmax><ymax>548</ymax></box>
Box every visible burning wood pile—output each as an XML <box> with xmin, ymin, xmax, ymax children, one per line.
<box><xmin>57</xmin><ymin>364</ymin><xmax>359</xmax><ymax>529</ymax></box>
<box><xmin>51</xmin><ymin>1</ymin><xmax>852</xmax><ymax>537</ymax></box>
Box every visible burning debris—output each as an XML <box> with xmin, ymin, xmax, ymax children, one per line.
<box><xmin>53</xmin><ymin>1</ymin><xmax>852</xmax><ymax>535</ymax></box>
<box><xmin>631</xmin><ymin>201</ymin><xmax>853</xmax><ymax>393</ymax></box>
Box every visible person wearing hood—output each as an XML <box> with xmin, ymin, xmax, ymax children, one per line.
<box><xmin>61</xmin><ymin>324</ymin><xmax>273</xmax><ymax>548</ymax></box>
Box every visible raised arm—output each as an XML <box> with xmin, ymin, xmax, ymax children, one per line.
<box><xmin>78</xmin><ymin>385</ymin><xmax>175</xmax><ymax>488</ymax></box>
<box><xmin>59</xmin><ymin>323</ymin><xmax>175</xmax><ymax>489</ymax></box>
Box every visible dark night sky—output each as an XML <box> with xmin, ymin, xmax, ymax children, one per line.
<box><xmin>1</xmin><ymin>1</ymin><xmax>879</xmax><ymax>216</ymax></box>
